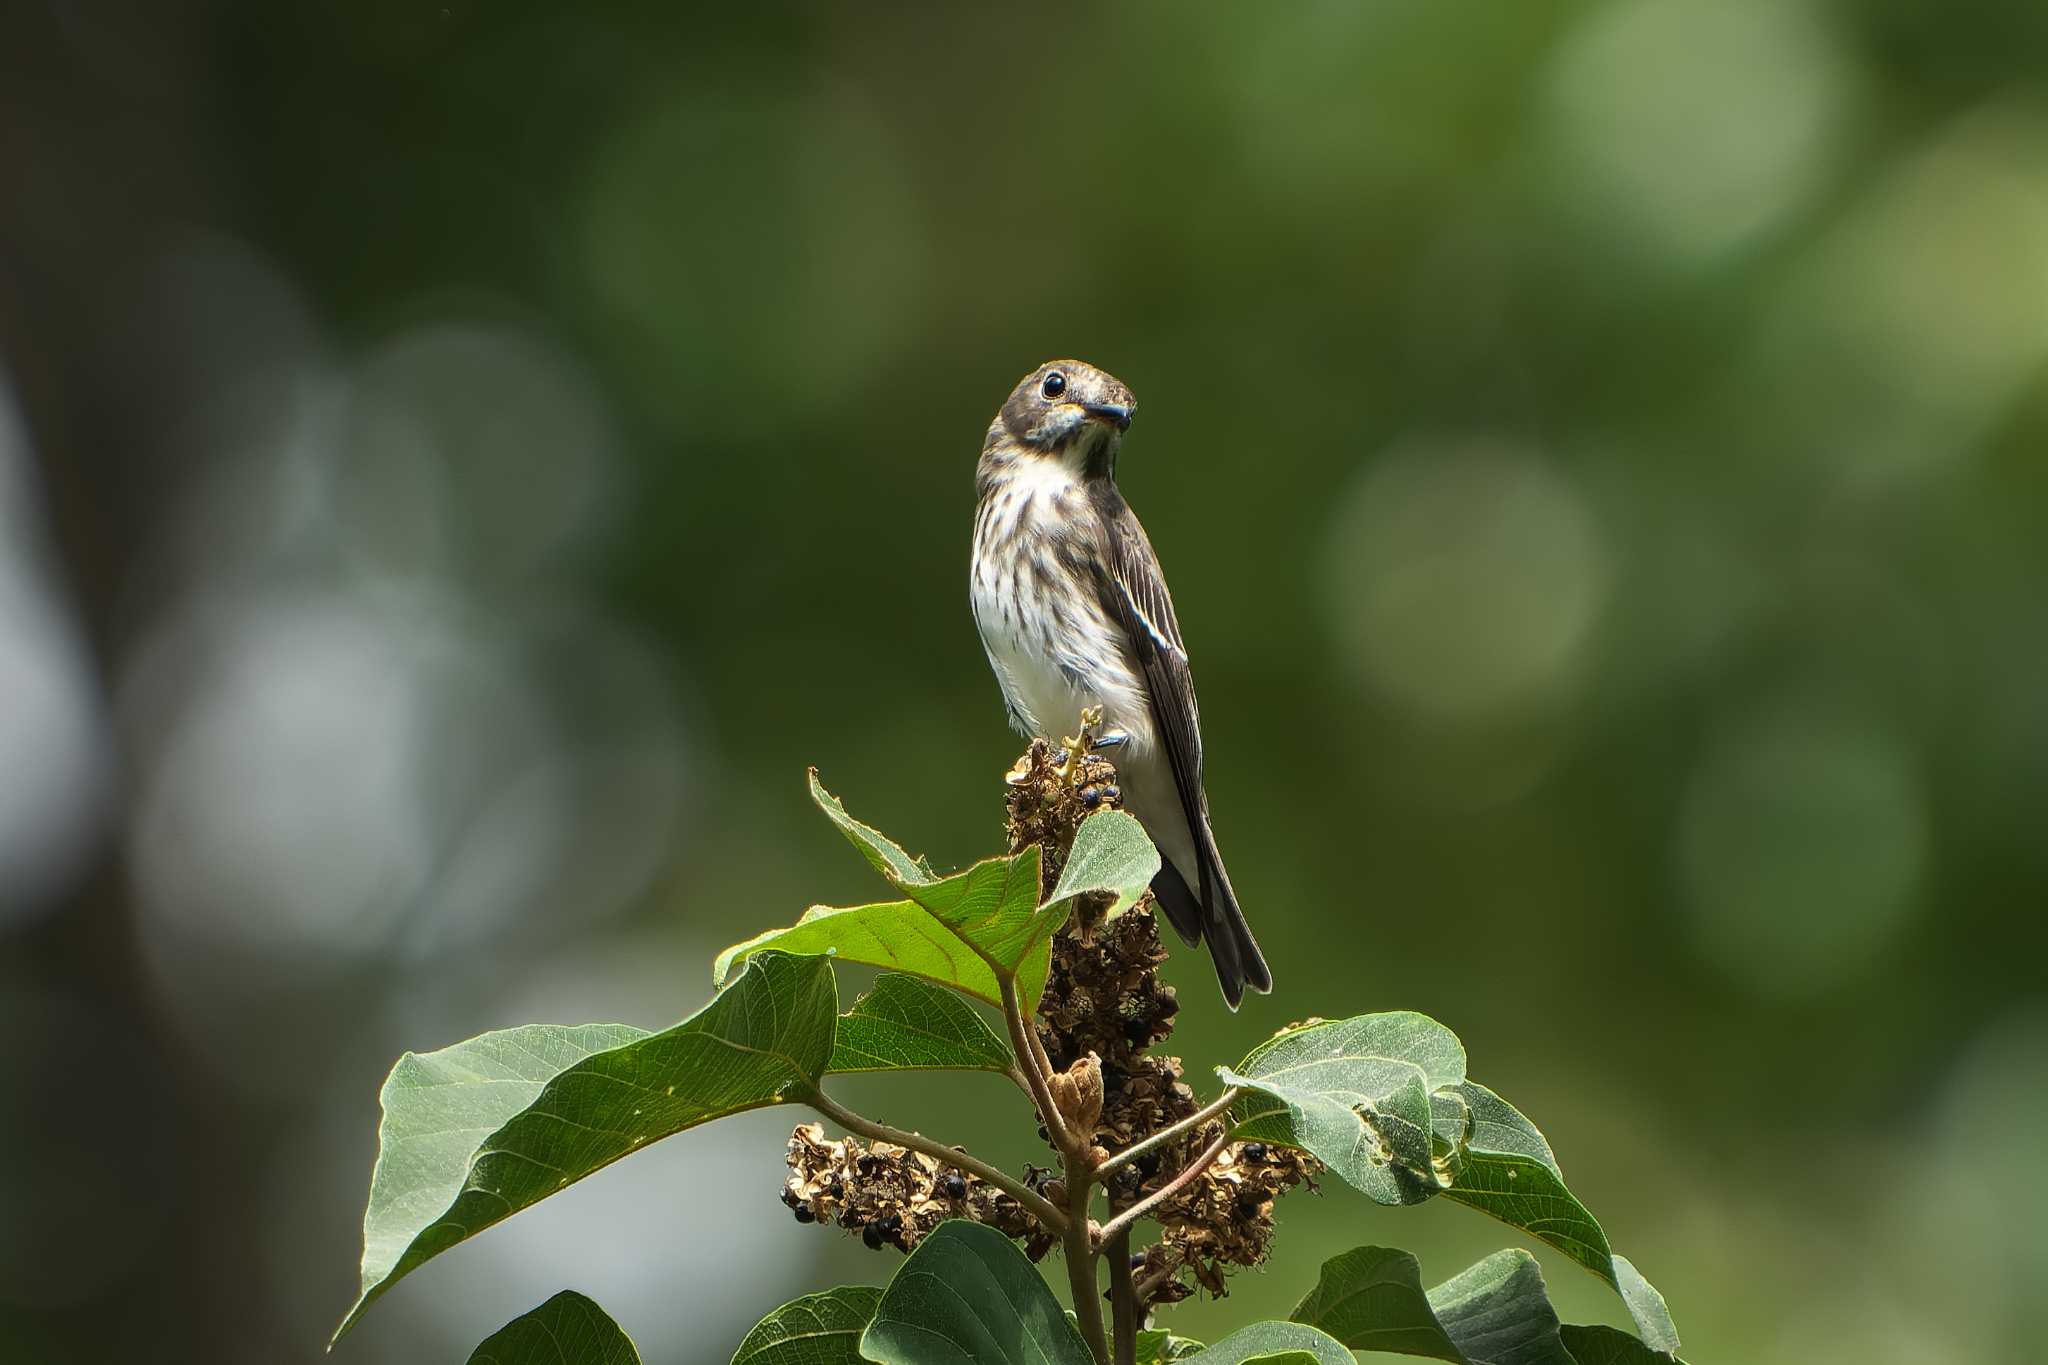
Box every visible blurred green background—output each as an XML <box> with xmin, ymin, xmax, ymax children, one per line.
<box><xmin>3</xmin><ymin>1</ymin><xmax>2045</xmax><ymax>1361</ymax></box>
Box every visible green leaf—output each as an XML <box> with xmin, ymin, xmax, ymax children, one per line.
<box><xmin>1045</xmin><ymin>808</ymin><xmax>1160</xmax><ymax>924</ymax></box>
<box><xmin>1289</xmin><ymin>1245</ymin><xmax>1461</xmax><ymax>1361</ymax></box>
<box><xmin>827</xmin><ymin>973</ymin><xmax>1012</xmax><ymax>1074</ymax></box>
<box><xmin>728</xmin><ymin>790</ymin><xmax>1158</xmax><ymax>1007</ymax></box>
<box><xmin>1219</xmin><ymin>1020</ymin><xmax>1679</xmax><ymax>1357</ymax></box>
<box><xmin>467</xmin><ymin>1290</ymin><xmax>640</xmax><ymax>1365</ymax></box>
<box><xmin>889</xmin><ymin>811</ymin><xmax>1156</xmax><ymax>1001</ymax></box>
<box><xmin>1290</xmin><ymin>1245</ymin><xmax>1572</xmax><ymax>1365</ymax></box>
<box><xmin>731</xmin><ymin>1285</ymin><xmax>882</xmax><ymax>1364</ymax></box>
<box><xmin>1427</xmin><ymin>1250</ymin><xmax>1573</xmax><ymax>1365</ymax></box>
<box><xmin>1135</xmin><ymin>1328</ymin><xmax>1206</xmax><ymax>1362</ymax></box>
<box><xmin>859</xmin><ymin>1220</ymin><xmax>1093</xmax><ymax>1365</ymax></box>
<box><xmin>810</xmin><ymin>769</ymin><xmax>938</xmax><ymax>886</ymax></box>
<box><xmin>336</xmin><ymin>951</ymin><xmax>838</xmax><ymax>1343</ymax></box>
<box><xmin>1609</xmin><ymin>1258</ymin><xmax>1678</xmax><ymax>1358</ymax></box>
<box><xmin>1220</xmin><ymin>1012</ymin><xmax>1467</xmax><ymax>1204</ymax></box>
<box><xmin>892</xmin><ymin>845</ymin><xmax>1050</xmax><ymax>979</ymax></box>
<box><xmin>1178</xmin><ymin>1320</ymin><xmax>1353</xmax><ymax>1364</ymax></box>
<box><xmin>716</xmin><ymin>899</ymin><xmax>1015</xmax><ymax>1007</ymax></box>
<box><xmin>1439</xmin><ymin>1084</ymin><xmax>1680</xmax><ymax>1356</ymax></box>
<box><xmin>1557</xmin><ymin>1325</ymin><xmax>1688</xmax><ymax>1364</ymax></box>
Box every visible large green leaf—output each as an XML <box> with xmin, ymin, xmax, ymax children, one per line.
<box><xmin>859</xmin><ymin>1220</ymin><xmax>1092</xmax><ymax>1365</ymax></box>
<box><xmin>1439</xmin><ymin>1084</ymin><xmax>1679</xmax><ymax>1356</ymax></box>
<box><xmin>731</xmin><ymin>1286</ymin><xmax>882</xmax><ymax>1364</ymax></box>
<box><xmin>1220</xmin><ymin>1013</ymin><xmax>1467</xmax><ymax>1204</ymax></box>
<box><xmin>466</xmin><ymin>1290</ymin><xmax>640</xmax><ymax>1365</ymax></box>
<box><xmin>827</xmin><ymin>973</ymin><xmax>1012</xmax><ymax>1074</ymax></box>
<box><xmin>1290</xmin><ymin>1245</ymin><xmax>1573</xmax><ymax>1365</ymax></box>
<box><xmin>336</xmin><ymin>952</ymin><xmax>838</xmax><ymax>1342</ymax></box>
<box><xmin>715</xmin><ymin>899</ymin><xmax>1015</xmax><ymax>1006</ymax></box>
<box><xmin>1557</xmin><ymin>1325</ymin><xmax>1689</xmax><ymax>1364</ymax></box>
<box><xmin>1178</xmin><ymin>1321</ymin><xmax>1353</xmax><ymax>1364</ymax></box>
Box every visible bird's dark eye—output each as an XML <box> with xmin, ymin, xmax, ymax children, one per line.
<box><xmin>1041</xmin><ymin>371</ymin><xmax>1067</xmax><ymax>399</ymax></box>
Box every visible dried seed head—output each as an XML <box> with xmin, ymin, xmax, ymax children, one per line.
<box><xmin>780</xmin><ymin>1122</ymin><xmax>1056</xmax><ymax>1260</ymax></box>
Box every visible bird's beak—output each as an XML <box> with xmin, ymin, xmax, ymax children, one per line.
<box><xmin>1082</xmin><ymin>403</ymin><xmax>1133</xmax><ymax>432</ymax></box>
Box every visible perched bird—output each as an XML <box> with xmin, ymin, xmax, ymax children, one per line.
<box><xmin>970</xmin><ymin>359</ymin><xmax>1271</xmax><ymax>1007</ymax></box>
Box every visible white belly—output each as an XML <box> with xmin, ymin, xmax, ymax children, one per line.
<box><xmin>971</xmin><ymin>474</ymin><xmax>1154</xmax><ymax>755</ymax></box>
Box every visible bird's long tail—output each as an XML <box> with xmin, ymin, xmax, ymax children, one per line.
<box><xmin>1150</xmin><ymin>816</ymin><xmax>1271</xmax><ymax>1009</ymax></box>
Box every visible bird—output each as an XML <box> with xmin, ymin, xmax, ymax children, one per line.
<box><xmin>970</xmin><ymin>358</ymin><xmax>1271</xmax><ymax>1007</ymax></box>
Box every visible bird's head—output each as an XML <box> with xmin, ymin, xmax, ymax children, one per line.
<box><xmin>993</xmin><ymin>359</ymin><xmax>1136</xmax><ymax>477</ymax></box>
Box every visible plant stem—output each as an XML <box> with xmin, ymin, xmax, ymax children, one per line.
<box><xmin>1062</xmin><ymin>1146</ymin><xmax>1110</xmax><ymax>1365</ymax></box>
<box><xmin>1106</xmin><ymin>1221</ymin><xmax>1137</xmax><ymax>1365</ymax></box>
<box><xmin>804</xmin><ymin>1087</ymin><xmax>1067</xmax><ymax>1232</ymax></box>
<box><xmin>1093</xmin><ymin>1087</ymin><xmax>1240</xmax><ymax>1180</ymax></box>
<box><xmin>1095</xmin><ymin>1128</ymin><xmax>1231</xmax><ymax>1248</ymax></box>
<box><xmin>1000</xmin><ymin>976</ymin><xmax>1074</xmax><ymax>1155</ymax></box>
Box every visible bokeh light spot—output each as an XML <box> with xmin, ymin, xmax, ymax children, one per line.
<box><xmin>1541</xmin><ymin>0</ymin><xmax>1855</xmax><ymax>266</ymax></box>
<box><xmin>1676</xmin><ymin>700</ymin><xmax>1925</xmax><ymax>998</ymax></box>
<box><xmin>0</xmin><ymin>370</ymin><xmax>113</xmax><ymax>928</ymax></box>
<box><xmin>128</xmin><ymin>587</ymin><xmax>441</xmax><ymax>959</ymax></box>
<box><xmin>1782</xmin><ymin>99</ymin><xmax>2048</xmax><ymax>475</ymax></box>
<box><xmin>1323</xmin><ymin>435</ymin><xmax>1609</xmax><ymax>723</ymax></box>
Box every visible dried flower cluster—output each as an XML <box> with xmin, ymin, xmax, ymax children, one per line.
<box><xmin>781</xmin><ymin>1123</ymin><xmax>1059</xmax><ymax>1260</ymax></box>
<box><xmin>778</xmin><ymin>737</ymin><xmax>1318</xmax><ymax>1309</ymax></box>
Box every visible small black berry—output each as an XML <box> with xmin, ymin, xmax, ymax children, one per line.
<box><xmin>1155</xmin><ymin>991</ymin><xmax>1180</xmax><ymax>1017</ymax></box>
<box><xmin>1101</xmin><ymin>784</ymin><xmax>1121</xmax><ymax>803</ymax></box>
<box><xmin>1079</xmin><ymin>785</ymin><xmax>1101</xmax><ymax>807</ymax></box>
<box><xmin>862</xmin><ymin>1222</ymin><xmax>886</xmax><ymax>1250</ymax></box>
<box><xmin>1237</xmin><ymin>1192</ymin><xmax>1266</xmax><ymax>1218</ymax></box>
<box><xmin>1129</xmin><ymin>1253</ymin><xmax>1148</xmax><ymax>1270</ymax></box>
<box><xmin>940</xmin><ymin>1173</ymin><xmax>968</xmax><ymax>1201</ymax></box>
<box><xmin>1241</xmin><ymin>1142</ymin><xmax>1267</xmax><ymax>1164</ymax></box>
<box><xmin>1136</xmin><ymin>1151</ymin><xmax>1162</xmax><ymax>1178</ymax></box>
<box><xmin>793</xmin><ymin>1205</ymin><xmax>816</xmax><ymax>1224</ymax></box>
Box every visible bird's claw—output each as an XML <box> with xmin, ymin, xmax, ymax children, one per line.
<box><xmin>1057</xmin><ymin>705</ymin><xmax>1106</xmax><ymax>786</ymax></box>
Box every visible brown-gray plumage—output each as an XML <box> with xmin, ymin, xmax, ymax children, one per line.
<box><xmin>970</xmin><ymin>359</ymin><xmax>1271</xmax><ymax>1007</ymax></box>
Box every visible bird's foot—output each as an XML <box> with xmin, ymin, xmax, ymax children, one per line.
<box><xmin>1056</xmin><ymin>705</ymin><xmax>1106</xmax><ymax>786</ymax></box>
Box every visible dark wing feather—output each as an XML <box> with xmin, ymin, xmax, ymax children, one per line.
<box><xmin>1090</xmin><ymin>483</ymin><xmax>1271</xmax><ymax>1006</ymax></box>
<box><xmin>1089</xmin><ymin>488</ymin><xmax>1211</xmax><ymax>899</ymax></box>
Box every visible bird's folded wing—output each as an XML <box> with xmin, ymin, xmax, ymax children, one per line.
<box><xmin>1093</xmin><ymin>499</ymin><xmax>1212</xmax><ymax>893</ymax></box>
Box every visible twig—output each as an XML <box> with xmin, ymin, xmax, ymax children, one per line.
<box><xmin>1107</xmin><ymin>1221</ymin><xmax>1137</xmax><ymax>1365</ymax></box>
<box><xmin>1001</xmin><ymin>976</ymin><xmax>1075</xmax><ymax>1155</ymax></box>
<box><xmin>1093</xmin><ymin>1088</ymin><xmax>1240</xmax><ymax>1180</ymax></box>
<box><xmin>1095</xmin><ymin>1128</ymin><xmax>1231</xmax><ymax>1248</ymax></box>
<box><xmin>1062</xmin><ymin>1147</ymin><xmax>1110</xmax><ymax>1365</ymax></box>
<box><xmin>804</xmin><ymin>1087</ymin><xmax>1067</xmax><ymax>1232</ymax></box>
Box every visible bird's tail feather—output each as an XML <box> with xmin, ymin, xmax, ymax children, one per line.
<box><xmin>1149</xmin><ymin>824</ymin><xmax>1271</xmax><ymax>1009</ymax></box>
